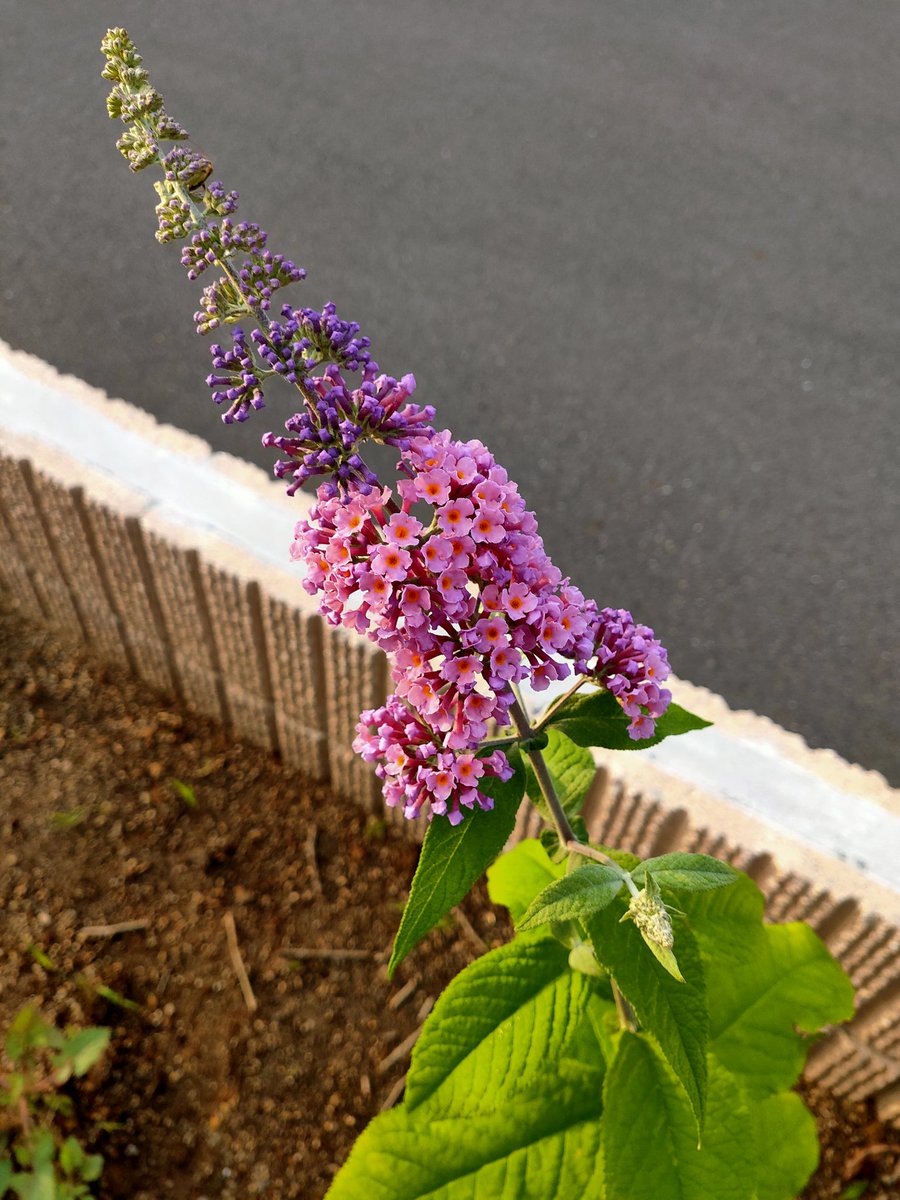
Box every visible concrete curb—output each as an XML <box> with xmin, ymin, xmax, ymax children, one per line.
<box><xmin>1</xmin><ymin>338</ymin><xmax>898</xmax><ymax>1118</ymax></box>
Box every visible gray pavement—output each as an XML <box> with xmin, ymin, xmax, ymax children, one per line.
<box><xmin>1</xmin><ymin>1</ymin><xmax>898</xmax><ymax>783</ymax></box>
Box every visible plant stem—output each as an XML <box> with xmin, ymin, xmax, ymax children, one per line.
<box><xmin>506</xmin><ymin>689</ymin><xmax>641</xmax><ymax>1036</ymax></box>
<box><xmin>611</xmin><ymin>979</ymin><xmax>637</xmax><ymax>1032</ymax></box>
<box><xmin>506</xmin><ymin>690</ymin><xmax>576</xmax><ymax>846</ymax></box>
<box><xmin>565</xmin><ymin>841</ymin><xmax>640</xmax><ymax>896</ymax></box>
<box><xmin>477</xmin><ymin>735</ymin><xmax>520</xmax><ymax>752</ymax></box>
<box><xmin>534</xmin><ymin>674</ymin><xmax>592</xmax><ymax>731</ymax></box>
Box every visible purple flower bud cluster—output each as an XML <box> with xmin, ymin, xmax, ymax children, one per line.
<box><xmin>590</xmin><ymin>607</ymin><xmax>672</xmax><ymax>738</ymax></box>
<box><xmin>162</xmin><ymin>146</ymin><xmax>213</xmax><ymax>190</ymax></box>
<box><xmin>107</xmin><ymin>87</ymin><xmax>163</xmax><ymax>123</ymax></box>
<box><xmin>193</xmin><ymin>277</ymin><xmax>236</xmax><ymax>333</ymax></box>
<box><xmin>252</xmin><ymin>302</ymin><xmax>371</xmax><ymax>384</ymax></box>
<box><xmin>263</xmin><ymin>366</ymin><xmax>434</xmax><ymax>498</ymax></box>
<box><xmin>155</xmin><ymin>195</ymin><xmax>194</xmax><ymax>244</ymax></box>
<box><xmin>206</xmin><ymin>329</ymin><xmax>266</xmax><ymax>423</ymax></box>
<box><xmin>235</xmin><ymin>252</ymin><xmax>306</xmax><ymax>312</ymax></box>
<box><xmin>100</xmin><ymin>28</ymin><xmax>142</xmax><ymax>71</ymax></box>
<box><xmin>116</xmin><ymin>127</ymin><xmax>157</xmax><ymax>172</ymax></box>
<box><xmin>293</xmin><ymin>432</ymin><xmax>598</xmax><ymax>819</ymax></box>
<box><xmin>204</xmin><ymin>181</ymin><xmax>239</xmax><ymax>216</ymax></box>
<box><xmin>181</xmin><ymin>220</ymin><xmax>268</xmax><ymax>281</ymax></box>
<box><xmin>193</xmin><ymin>253</ymin><xmax>307</xmax><ymax>334</ymax></box>
<box><xmin>295</xmin><ymin>302</ymin><xmax>371</xmax><ymax>372</ymax></box>
<box><xmin>156</xmin><ymin>113</ymin><xmax>188</xmax><ymax>142</ymax></box>
<box><xmin>354</xmin><ymin>697</ymin><xmax>514</xmax><ymax>824</ymax></box>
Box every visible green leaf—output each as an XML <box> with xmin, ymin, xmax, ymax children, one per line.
<box><xmin>59</xmin><ymin>1137</ymin><xmax>85</xmax><ymax>1176</ymax></box>
<box><xmin>544</xmin><ymin>689</ymin><xmax>710</xmax><ymax>751</ymax></box>
<box><xmin>636</xmin><ymin>931</ymin><xmax>686</xmax><ymax>983</ymax></box>
<box><xmin>585</xmin><ymin>993</ymin><xmax>622</xmax><ymax>1066</ymax></box>
<box><xmin>592</xmin><ymin>843</ymin><xmax>642</xmax><ymax>872</ymax></box>
<box><xmin>487</xmin><ymin>839</ymin><xmax>564</xmax><ymax>923</ymax></box>
<box><xmin>751</xmin><ymin>1092</ymin><xmax>819</xmax><ymax>1200</ymax></box>
<box><xmin>706</xmin><ymin>920</ymin><xmax>855</xmax><ymax>1098</ymax></box>
<box><xmin>54</xmin><ymin>1027</ymin><xmax>110</xmax><ymax>1080</ymax></box>
<box><xmin>587</xmin><ymin>899</ymin><xmax>708</xmax><ymax>1130</ymax></box>
<box><xmin>327</xmin><ymin>937</ymin><xmax>603</xmax><ymax>1199</ymax></box>
<box><xmin>568</xmin><ymin>943</ymin><xmax>607</xmax><ymax>977</ymax></box>
<box><xmin>0</xmin><ymin>1161</ymin><xmax>11</xmax><ymax>1193</ymax></box>
<box><xmin>633</xmin><ymin>853</ymin><xmax>738</xmax><ymax>893</ymax></box>
<box><xmin>327</xmin><ymin>1091</ymin><xmax>602</xmax><ymax>1199</ymax></box>
<box><xmin>602</xmin><ymin>1034</ymin><xmax>756</xmax><ymax>1200</ymax></box>
<box><xmin>388</xmin><ymin>754</ymin><xmax>525</xmax><ymax>977</ymax></box>
<box><xmin>677</xmin><ymin>876</ymin><xmax>854</xmax><ymax>1097</ymax></box>
<box><xmin>406</xmin><ymin>935</ymin><xmax>588</xmax><ymax>1110</ymax></box>
<box><xmin>81</xmin><ymin>1154</ymin><xmax>104</xmax><ymax>1184</ymax></box>
<box><xmin>4</xmin><ymin>1073</ymin><xmax>25</xmax><ymax>1106</ymax></box>
<box><xmin>521</xmin><ymin>730</ymin><xmax>597</xmax><ymax>818</ymax></box>
<box><xmin>5</xmin><ymin>1007</ymin><xmax>63</xmax><ymax>1062</ymax></box>
<box><xmin>677</xmin><ymin>873</ymin><xmax>767</xmax><ymax>972</ymax></box>
<box><xmin>518</xmin><ymin>864</ymin><xmax>625</xmax><ymax>931</ymax></box>
<box><xmin>16</xmin><ymin>1131</ymin><xmax>57</xmax><ymax>1200</ymax></box>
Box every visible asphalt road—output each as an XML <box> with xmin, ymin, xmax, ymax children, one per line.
<box><xmin>2</xmin><ymin>1</ymin><xmax>898</xmax><ymax>783</ymax></box>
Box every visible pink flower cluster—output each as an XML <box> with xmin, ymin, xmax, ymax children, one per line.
<box><xmin>591</xmin><ymin>607</ymin><xmax>672</xmax><ymax>739</ymax></box>
<box><xmin>353</xmin><ymin>696</ymin><xmax>515</xmax><ymax>824</ymax></box>
<box><xmin>292</xmin><ymin>430</ymin><xmax>597</xmax><ymax>821</ymax></box>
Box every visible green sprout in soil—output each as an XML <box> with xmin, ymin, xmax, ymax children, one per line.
<box><xmin>168</xmin><ymin>777</ymin><xmax>198</xmax><ymax>808</ymax></box>
<box><xmin>0</xmin><ymin>1006</ymin><xmax>109</xmax><ymax>1198</ymax></box>
<box><xmin>49</xmin><ymin>809</ymin><xmax>85</xmax><ymax>832</ymax></box>
<box><xmin>26</xmin><ymin>946</ymin><xmax>56</xmax><ymax>973</ymax></box>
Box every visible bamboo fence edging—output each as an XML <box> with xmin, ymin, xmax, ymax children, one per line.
<box><xmin>1</xmin><ymin>338</ymin><xmax>898</xmax><ymax>1119</ymax></box>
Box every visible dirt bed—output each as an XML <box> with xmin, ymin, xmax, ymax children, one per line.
<box><xmin>0</xmin><ymin>597</ymin><xmax>896</xmax><ymax>1198</ymax></box>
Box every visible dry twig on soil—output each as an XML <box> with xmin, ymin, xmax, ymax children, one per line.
<box><xmin>78</xmin><ymin>919</ymin><xmax>149</xmax><ymax>939</ymax></box>
<box><xmin>223</xmin><ymin>910</ymin><xmax>257</xmax><ymax>1013</ymax></box>
<box><xmin>305</xmin><ymin>823</ymin><xmax>323</xmax><ymax>896</ymax></box>
<box><xmin>381</xmin><ymin>1074</ymin><xmax>406</xmax><ymax>1111</ymax></box>
<box><xmin>453</xmin><ymin>906</ymin><xmax>488</xmax><ymax>952</ymax></box>
<box><xmin>388</xmin><ymin>976</ymin><xmax>419</xmax><ymax>1010</ymax></box>
<box><xmin>281</xmin><ymin>947</ymin><xmax>372</xmax><ymax>962</ymax></box>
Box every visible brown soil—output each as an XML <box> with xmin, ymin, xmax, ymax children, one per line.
<box><xmin>0</xmin><ymin>597</ymin><xmax>897</xmax><ymax>1199</ymax></box>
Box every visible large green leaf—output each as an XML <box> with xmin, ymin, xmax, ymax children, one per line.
<box><xmin>544</xmin><ymin>689</ymin><xmax>710</xmax><ymax>751</ymax></box>
<box><xmin>388</xmin><ymin>753</ymin><xmax>525</xmax><ymax>977</ymax></box>
<box><xmin>751</xmin><ymin>1092</ymin><xmax>820</xmax><ymax>1200</ymax></box>
<box><xmin>677</xmin><ymin>873</ymin><xmax>767</xmax><ymax>974</ymax></box>
<box><xmin>326</xmin><ymin>1092</ymin><xmax>602</xmax><ymax>1199</ymax></box>
<box><xmin>486</xmin><ymin>839</ymin><xmax>564</xmax><ymax>923</ymax></box>
<box><xmin>678</xmin><ymin>876</ymin><xmax>854</xmax><ymax>1096</ymax></box>
<box><xmin>521</xmin><ymin>730</ymin><xmax>597</xmax><ymax>818</ymax></box>
<box><xmin>602</xmin><ymin>1034</ymin><xmax>756</xmax><ymax>1200</ymax></box>
<box><xmin>705</xmin><ymin>920</ymin><xmax>855</xmax><ymax>1098</ymax></box>
<box><xmin>327</xmin><ymin>938</ymin><xmax>603</xmax><ymax>1199</ymax></box>
<box><xmin>587</xmin><ymin>899</ymin><xmax>708</xmax><ymax>1130</ymax></box>
<box><xmin>518</xmin><ymin>864</ymin><xmax>625</xmax><ymax>931</ymax></box>
<box><xmin>406</xmin><ymin>934</ymin><xmax>588</xmax><ymax>1110</ymax></box>
<box><xmin>632</xmin><ymin>853</ymin><xmax>738</xmax><ymax>893</ymax></box>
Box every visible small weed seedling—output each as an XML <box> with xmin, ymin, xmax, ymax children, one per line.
<box><xmin>0</xmin><ymin>1007</ymin><xmax>109</xmax><ymax>1198</ymax></box>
